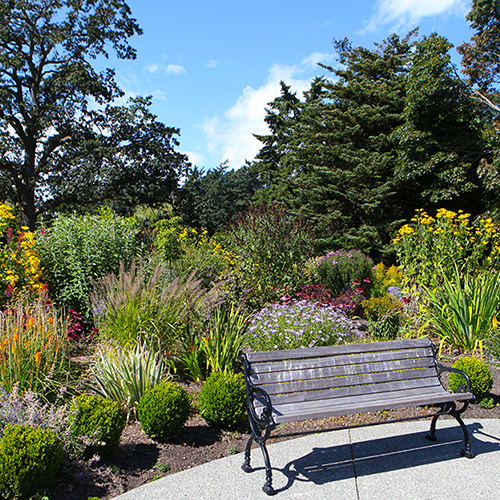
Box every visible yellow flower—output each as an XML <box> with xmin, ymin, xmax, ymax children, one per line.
<box><xmin>34</xmin><ymin>352</ymin><xmax>42</xmax><ymax>364</ymax></box>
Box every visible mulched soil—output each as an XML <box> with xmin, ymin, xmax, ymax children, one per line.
<box><xmin>49</xmin><ymin>353</ymin><xmax>500</xmax><ymax>500</ymax></box>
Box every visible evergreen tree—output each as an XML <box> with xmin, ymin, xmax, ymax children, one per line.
<box><xmin>255</xmin><ymin>33</ymin><xmax>417</xmax><ymax>260</ymax></box>
<box><xmin>175</xmin><ymin>162</ymin><xmax>263</xmax><ymax>234</ymax></box>
<box><xmin>392</xmin><ymin>34</ymin><xmax>485</xmax><ymax>212</ymax></box>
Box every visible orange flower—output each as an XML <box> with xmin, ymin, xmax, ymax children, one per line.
<box><xmin>13</xmin><ymin>333</ymin><xmax>19</xmax><ymax>342</ymax></box>
<box><xmin>27</xmin><ymin>317</ymin><xmax>35</xmax><ymax>328</ymax></box>
<box><xmin>3</xmin><ymin>339</ymin><xmax>8</xmax><ymax>347</ymax></box>
<box><xmin>34</xmin><ymin>352</ymin><xmax>42</xmax><ymax>364</ymax></box>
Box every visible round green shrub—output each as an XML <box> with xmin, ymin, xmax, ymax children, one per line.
<box><xmin>0</xmin><ymin>424</ymin><xmax>63</xmax><ymax>499</ymax></box>
<box><xmin>198</xmin><ymin>372</ymin><xmax>246</xmax><ymax>428</ymax></box>
<box><xmin>137</xmin><ymin>382</ymin><xmax>191</xmax><ymax>440</ymax></box>
<box><xmin>449</xmin><ymin>356</ymin><xmax>493</xmax><ymax>400</ymax></box>
<box><xmin>70</xmin><ymin>394</ymin><xmax>125</xmax><ymax>460</ymax></box>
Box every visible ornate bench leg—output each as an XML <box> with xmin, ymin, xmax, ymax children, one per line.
<box><xmin>425</xmin><ymin>404</ymin><xmax>474</xmax><ymax>458</ymax></box>
<box><xmin>453</xmin><ymin>412</ymin><xmax>474</xmax><ymax>459</ymax></box>
<box><xmin>242</xmin><ymin>435</ymin><xmax>254</xmax><ymax>473</ymax></box>
<box><xmin>425</xmin><ymin>412</ymin><xmax>440</xmax><ymax>442</ymax></box>
<box><xmin>258</xmin><ymin>439</ymin><xmax>275</xmax><ymax>496</ymax></box>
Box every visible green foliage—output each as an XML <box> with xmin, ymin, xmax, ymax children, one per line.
<box><xmin>91</xmin><ymin>342</ymin><xmax>169</xmax><ymax>416</ymax></box>
<box><xmin>246</xmin><ymin>299</ymin><xmax>357</xmax><ymax>351</ymax></box>
<box><xmin>154</xmin><ymin>216</ymin><xmax>189</xmax><ymax>264</ymax></box>
<box><xmin>449</xmin><ymin>356</ymin><xmax>493</xmax><ymax>400</ymax></box>
<box><xmin>137</xmin><ymin>382</ymin><xmax>191</xmax><ymax>441</ymax></box>
<box><xmin>459</xmin><ymin>0</ymin><xmax>500</xmax><ymax>92</ymax></box>
<box><xmin>393</xmin><ymin>208</ymin><xmax>500</xmax><ymax>288</ymax></box>
<box><xmin>91</xmin><ymin>260</ymin><xmax>221</xmax><ymax>350</ymax></box>
<box><xmin>0</xmin><ymin>424</ymin><xmax>63</xmax><ymax>500</ymax></box>
<box><xmin>70</xmin><ymin>394</ymin><xmax>125</xmax><ymax>460</ymax></box>
<box><xmin>200</xmin><ymin>306</ymin><xmax>249</xmax><ymax>375</ymax></box>
<box><xmin>53</xmin><ymin>96</ymin><xmax>189</xmax><ymax>215</ymax></box>
<box><xmin>423</xmin><ymin>266</ymin><xmax>500</xmax><ymax>353</ymax></box>
<box><xmin>198</xmin><ymin>372</ymin><xmax>246</xmax><ymax>428</ymax></box>
<box><xmin>252</xmin><ymin>34</ymin><xmax>417</xmax><ymax>259</ymax></box>
<box><xmin>316</xmin><ymin>250</ymin><xmax>374</xmax><ymax>298</ymax></box>
<box><xmin>0</xmin><ymin>0</ymin><xmax>142</xmax><ymax>229</ymax></box>
<box><xmin>221</xmin><ymin>202</ymin><xmax>313</xmax><ymax>309</ymax></box>
<box><xmin>37</xmin><ymin>209</ymin><xmax>139</xmax><ymax>312</ymax></box>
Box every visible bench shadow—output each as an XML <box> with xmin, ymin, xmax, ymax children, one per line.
<box><xmin>272</xmin><ymin>422</ymin><xmax>499</xmax><ymax>494</ymax></box>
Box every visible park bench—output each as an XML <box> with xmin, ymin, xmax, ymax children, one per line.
<box><xmin>241</xmin><ymin>338</ymin><xmax>475</xmax><ymax>495</ymax></box>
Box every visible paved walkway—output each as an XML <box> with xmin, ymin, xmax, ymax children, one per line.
<box><xmin>113</xmin><ymin>419</ymin><xmax>500</xmax><ymax>500</ymax></box>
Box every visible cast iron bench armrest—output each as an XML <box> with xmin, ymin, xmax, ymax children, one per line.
<box><xmin>435</xmin><ymin>360</ymin><xmax>472</xmax><ymax>394</ymax></box>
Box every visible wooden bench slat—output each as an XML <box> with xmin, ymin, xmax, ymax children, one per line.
<box><xmin>246</xmin><ymin>338</ymin><xmax>432</xmax><ymax>363</ymax></box>
<box><xmin>251</xmin><ymin>356</ymin><xmax>435</xmax><ymax>385</ymax></box>
<box><xmin>271</xmin><ymin>385</ymin><xmax>462</xmax><ymax>417</ymax></box>
<box><xmin>271</xmin><ymin>390</ymin><xmax>473</xmax><ymax>424</ymax></box>
<box><xmin>254</xmin><ymin>376</ymin><xmax>442</xmax><ymax>407</ymax></box>
<box><xmin>250</xmin><ymin>347</ymin><xmax>434</xmax><ymax>375</ymax></box>
<box><xmin>259</xmin><ymin>366</ymin><xmax>439</xmax><ymax>396</ymax></box>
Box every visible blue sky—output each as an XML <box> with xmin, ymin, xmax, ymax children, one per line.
<box><xmin>108</xmin><ymin>0</ymin><xmax>474</xmax><ymax>170</ymax></box>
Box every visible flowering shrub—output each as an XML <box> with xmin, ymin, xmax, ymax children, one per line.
<box><xmin>0</xmin><ymin>298</ymin><xmax>70</xmax><ymax>400</ymax></box>
<box><xmin>0</xmin><ymin>384</ymin><xmax>90</xmax><ymax>459</ymax></box>
<box><xmin>246</xmin><ymin>299</ymin><xmax>359</xmax><ymax>351</ymax></box>
<box><xmin>316</xmin><ymin>249</ymin><xmax>374</xmax><ymax>298</ymax></box>
<box><xmin>393</xmin><ymin>208</ymin><xmax>500</xmax><ymax>287</ymax></box>
<box><xmin>0</xmin><ymin>203</ymin><xmax>46</xmax><ymax>307</ymax></box>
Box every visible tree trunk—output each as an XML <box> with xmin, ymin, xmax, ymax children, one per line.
<box><xmin>21</xmin><ymin>143</ymin><xmax>37</xmax><ymax>231</ymax></box>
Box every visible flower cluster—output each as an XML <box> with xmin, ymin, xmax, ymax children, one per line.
<box><xmin>0</xmin><ymin>204</ymin><xmax>47</xmax><ymax>306</ymax></box>
<box><xmin>246</xmin><ymin>299</ymin><xmax>360</xmax><ymax>351</ymax></box>
<box><xmin>393</xmin><ymin>208</ymin><xmax>500</xmax><ymax>287</ymax></box>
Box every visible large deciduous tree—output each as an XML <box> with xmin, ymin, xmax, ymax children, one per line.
<box><xmin>0</xmin><ymin>0</ymin><xmax>188</xmax><ymax>229</ymax></box>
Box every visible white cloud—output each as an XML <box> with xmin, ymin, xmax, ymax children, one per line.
<box><xmin>362</xmin><ymin>0</ymin><xmax>467</xmax><ymax>32</ymax></box>
<box><xmin>206</xmin><ymin>59</ymin><xmax>219</xmax><ymax>68</ymax></box>
<box><xmin>144</xmin><ymin>63</ymin><xmax>161</xmax><ymax>74</ymax></box>
<box><xmin>182</xmin><ymin>150</ymin><xmax>205</xmax><ymax>167</ymax></box>
<box><xmin>144</xmin><ymin>63</ymin><xmax>187</xmax><ymax>75</ymax></box>
<box><xmin>201</xmin><ymin>56</ymin><xmax>332</xmax><ymax>169</ymax></box>
<box><xmin>166</xmin><ymin>64</ymin><xmax>186</xmax><ymax>75</ymax></box>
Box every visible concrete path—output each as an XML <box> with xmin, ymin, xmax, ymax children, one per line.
<box><xmin>113</xmin><ymin>419</ymin><xmax>500</xmax><ymax>500</ymax></box>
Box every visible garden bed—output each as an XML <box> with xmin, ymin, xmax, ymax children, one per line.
<box><xmin>50</xmin><ymin>358</ymin><xmax>500</xmax><ymax>500</ymax></box>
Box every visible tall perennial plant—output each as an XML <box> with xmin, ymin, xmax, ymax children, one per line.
<box><xmin>424</xmin><ymin>266</ymin><xmax>500</xmax><ymax>354</ymax></box>
<box><xmin>0</xmin><ymin>203</ymin><xmax>46</xmax><ymax>307</ymax></box>
<box><xmin>393</xmin><ymin>208</ymin><xmax>500</xmax><ymax>287</ymax></box>
<box><xmin>0</xmin><ymin>298</ymin><xmax>70</xmax><ymax>400</ymax></box>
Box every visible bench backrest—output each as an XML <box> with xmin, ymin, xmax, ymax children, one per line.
<box><xmin>243</xmin><ymin>339</ymin><xmax>440</xmax><ymax>406</ymax></box>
